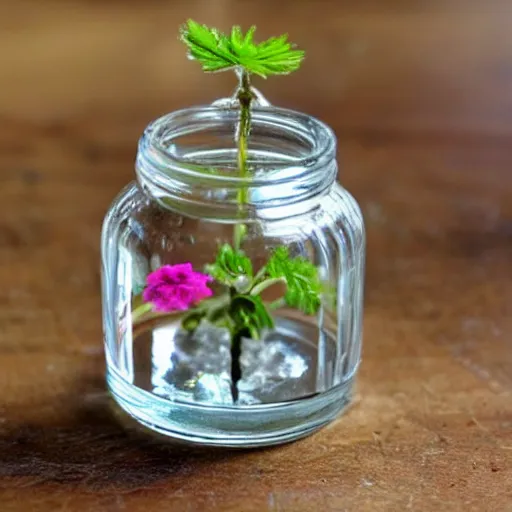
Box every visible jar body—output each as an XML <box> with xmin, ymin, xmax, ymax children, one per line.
<box><xmin>102</xmin><ymin>181</ymin><xmax>364</xmax><ymax>447</ymax></box>
<box><xmin>101</xmin><ymin>106</ymin><xmax>364</xmax><ymax>447</ymax></box>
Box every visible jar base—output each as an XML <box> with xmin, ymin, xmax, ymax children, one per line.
<box><xmin>107</xmin><ymin>368</ymin><xmax>355</xmax><ymax>448</ymax></box>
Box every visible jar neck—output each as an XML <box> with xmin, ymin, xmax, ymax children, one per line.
<box><xmin>135</xmin><ymin>106</ymin><xmax>337</xmax><ymax>220</ymax></box>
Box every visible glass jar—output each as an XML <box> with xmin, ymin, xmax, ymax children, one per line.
<box><xmin>101</xmin><ymin>104</ymin><xmax>365</xmax><ymax>447</ymax></box>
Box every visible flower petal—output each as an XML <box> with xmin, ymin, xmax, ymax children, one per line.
<box><xmin>143</xmin><ymin>262</ymin><xmax>213</xmax><ymax>312</ymax></box>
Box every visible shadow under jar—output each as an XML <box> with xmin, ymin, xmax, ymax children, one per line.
<box><xmin>101</xmin><ymin>105</ymin><xmax>365</xmax><ymax>447</ymax></box>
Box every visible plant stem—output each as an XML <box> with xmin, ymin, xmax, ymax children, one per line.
<box><xmin>227</xmin><ymin>71</ymin><xmax>258</xmax><ymax>401</ymax></box>
<box><xmin>250</xmin><ymin>277</ymin><xmax>286</xmax><ymax>296</ymax></box>
<box><xmin>269</xmin><ymin>297</ymin><xmax>287</xmax><ymax>311</ymax></box>
<box><xmin>233</xmin><ymin>69</ymin><xmax>253</xmax><ymax>250</ymax></box>
<box><xmin>132</xmin><ymin>294</ymin><xmax>231</xmax><ymax>327</ymax></box>
<box><xmin>131</xmin><ymin>302</ymin><xmax>153</xmax><ymax>323</ymax></box>
<box><xmin>230</xmin><ymin>71</ymin><xmax>254</xmax><ymax>401</ymax></box>
<box><xmin>230</xmin><ymin>329</ymin><xmax>245</xmax><ymax>403</ymax></box>
<box><xmin>252</xmin><ymin>266</ymin><xmax>267</xmax><ymax>284</ymax></box>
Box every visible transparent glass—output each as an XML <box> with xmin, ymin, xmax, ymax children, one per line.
<box><xmin>101</xmin><ymin>105</ymin><xmax>365</xmax><ymax>447</ymax></box>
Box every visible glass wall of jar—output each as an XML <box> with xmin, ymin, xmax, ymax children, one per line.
<box><xmin>101</xmin><ymin>106</ymin><xmax>365</xmax><ymax>447</ymax></box>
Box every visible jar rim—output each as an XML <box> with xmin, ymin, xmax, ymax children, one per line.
<box><xmin>137</xmin><ymin>104</ymin><xmax>335</xmax><ymax>183</ymax></box>
<box><xmin>135</xmin><ymin>105</ymin><xmax>337</xmax><ymax>216</ymax></box>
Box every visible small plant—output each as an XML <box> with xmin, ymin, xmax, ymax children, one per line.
<box><xmin>132</xmin><ymin>21</ymin><xmax>323</xmax><ymax>402</ymax></box>
<box><xmin>180</xmin><ymin>20</ymin><xmax>304</xmax><ymax>249</ymax></box>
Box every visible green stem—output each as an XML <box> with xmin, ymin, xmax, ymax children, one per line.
<box><xmin>199</xmin><ymin>293</ymin><xmax>231</xmax><ymax>313</ymax></box>
<box><xmin>131</xmin><ymin>302</ymin><xmax>153</xmax><ymax>323</ymax></box>
<box><xmin>250</xmin><ymin>277</ymin><xmax>286</xmax><ymax>296</ymax></box>
<box><xmin>230</xmin><ymin>329</ymin><xmax>246</xmax><ymax>402</ymax></box>
<box><xmin>233</xmin><ymin>69</ymin><xmax>253</xmax><ymax>250</ymax></box>
<box><xmin>132</xmin><ymin>294</ymin><xmax>231</xmax><ymax>327</ymax></box>
<box><xmin>269</xmin><ymin>297</ymin><xmax>287</xmax><ymax>311</ymax></box>
<box><xmin>252</xmin><ymin>266</ymin><xmax>267</xmax><ymax>284</ymax></box>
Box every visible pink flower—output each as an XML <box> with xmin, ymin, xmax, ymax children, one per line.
<box><xmin>143</xmin><ymin>263</ymin><xmax>213</xmax><ymax>312</ymax></box>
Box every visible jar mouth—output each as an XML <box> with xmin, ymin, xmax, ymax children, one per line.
<box><xmin>136</xmin><ymin>105</ymin><xmax>337</xmax><ymax>217</ymax></box>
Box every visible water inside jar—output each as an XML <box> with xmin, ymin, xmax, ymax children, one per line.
<box><xmin>121</xmin><ymin>316</ymin><xmax>337</xmax><ymax>406</ymax></box>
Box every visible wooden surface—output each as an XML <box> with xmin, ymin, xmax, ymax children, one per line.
<box><xmin>2</xmin><ymin>1</ymin><xmax>512</xmax><ymax>510</ymax></box>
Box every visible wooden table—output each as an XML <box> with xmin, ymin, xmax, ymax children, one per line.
<box><xmin>1</xmin><ymin>1</ymin><xmax>511</xmax><ymax>510</ymax></box>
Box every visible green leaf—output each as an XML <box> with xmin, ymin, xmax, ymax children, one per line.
<box><xmin>229</xmin><ymin>294</ymin><xmax>274</xmax><ymax>339</ymax></box>
<box><xmin>266</xmin><ymin>246</ymin><xmax>322</xmax><ymax>315</ymax></box>
<box><xmin>205</xmin><ymin>243</ymin><xmax>253</xmax><ymax>286</ymax></box>
<box><xmin>180</xmin><ymin>20</ymin><xmax>304</xmax><ymax>78</ymax></box>
<box><xmin>181</xmin><ymin>311</ymin><xmax>206</xmax><ymax>332</ymax></box>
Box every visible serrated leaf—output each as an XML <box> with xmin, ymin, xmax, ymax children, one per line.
<box><xmin>205</xmin><ymin>243</ymin><xmax>253</xmax><ymax>286</ymax></box>
<box><xmin>266</xmin><ymin>246</ymin><xmax>322</xmax><ymax>315</ymax></box>
<box><xmin>180</xmin><ymin>20</ymin><xmax>304</xmax><ymax>78</ymax></box>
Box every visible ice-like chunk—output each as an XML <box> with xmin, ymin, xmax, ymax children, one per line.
<box><xmin>173</xmin><ymin>321</ymin><xmax>232</xmax><ymax>375</ymax></box>
<box><xmin>150</xmin><ymin>320</ymin><xmax>313</xmax><ymax>406</ymax></box>
<box><xmin>237</xmin><ymin>338</ymin><xmax>311</xmax><ymax>405</ymax></box>
<box><xmin>193</xmin><ymin>373</ymin><xmax>233</xmax><ymax>405</ymax></box>
<box><xmin>151</xmin><ymin>320</ymin><xmax>232</xmax><ymax>401</ymax></box>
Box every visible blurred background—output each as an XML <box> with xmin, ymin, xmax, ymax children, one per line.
<box><xmin>2</xmin><ymin>0</ymin><xmax>512</xmax><ymax>376</ymax></box>
<box><xmin>5</xmin><ymin>1</ymin><xmax>512</xmax><ymax>137</ymax></box>
<box><xmin>3</xmin><ymin>0</ymin><xmax>512</xmax><ymax>357</ymax></box>
<box><xmin>1</xmin><ymin>3</ymin><xmax>512</xmax><ymax>507</ymax></box>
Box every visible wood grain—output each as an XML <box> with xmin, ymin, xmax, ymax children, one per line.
<box><xmin>1</xmin><ymin>1</ymin><xmax>511</xmax><ymax>510</ymax></box>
